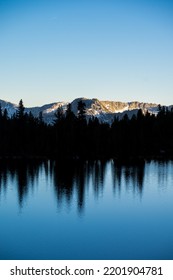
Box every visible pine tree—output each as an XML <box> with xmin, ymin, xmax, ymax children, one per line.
<box><xmin>3</xmin><ymin>108</ymin><xmax>8</xmax><ymax>120</ymax></box>
<box><xmin>38</xmin><ymin>111</ymin><xmax>43</xmax><ymax>124</ymax></box>
<box><xmin>77</xmin><ymin>100</ymin><xmax>86</xmax><ymax>121</ymax></box>
<box><xmin>54</xmin><ymin>106</ymin><xmax>64</xmax><ymax>124</ymax></box>
<box><xmin>0</xmin><ymin>103</ymin><xmax>2</xmax><ymax>119</ymax></box>
<box><xmin>17</xmin><ymin>99</ymin><xmax>25</xmax><ymax>119</ymax></box>
<box><xmin>66</xmin><ymin>103</ymin><xmax>72</xmax><ymax>117</ymax></box>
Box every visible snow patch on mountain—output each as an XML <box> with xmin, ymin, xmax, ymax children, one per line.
<box><xmin>0</xmin><ymin>97</ymin><xmax>172</xmax><ymax>125</ymax></box>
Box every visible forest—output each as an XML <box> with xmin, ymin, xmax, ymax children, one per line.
<box><xmin>0</xmin><ymin>99</ymin><xmax>173</xmax><ymax>160</ymax></box>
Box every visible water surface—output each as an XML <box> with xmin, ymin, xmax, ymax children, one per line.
<box><xmin>0</xmin><ymin>159</ymin><xmax>173</xmax><ymax>259</ymax></box>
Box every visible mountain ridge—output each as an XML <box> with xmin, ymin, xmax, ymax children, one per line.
<box><xmin>0</xmin><ymin>97</ymin><xmax>172</xmax><ymax>124</ymax></box>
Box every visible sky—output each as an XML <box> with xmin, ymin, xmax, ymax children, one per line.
<box><xmin>0</xmin><ymin>0</ymin><xmax>173</xmax><ymax>107</ymax></box>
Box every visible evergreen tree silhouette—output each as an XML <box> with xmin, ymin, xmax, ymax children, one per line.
<box><xmin>16</xmin><ymin>99</ymin><xmax>25</xmax><ymax>119</ymax></box>
<box><xmin>77</xmin><ymin>100</ymin><xmax>86</xmax><ymax>121</ymax></box>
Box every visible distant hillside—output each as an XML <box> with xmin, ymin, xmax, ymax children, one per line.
<box><xmin>0</xmin><ymin>97</ymin><xmax>172</xmax><ymax>124</ymax></box>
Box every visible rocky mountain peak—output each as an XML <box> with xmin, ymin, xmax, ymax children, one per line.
<box><xmin>0</xmin><ymin>97</ymin><xmax>171</xmax><ymax>124</ymax></box>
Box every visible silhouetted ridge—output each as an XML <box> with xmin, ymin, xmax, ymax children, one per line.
<box><xmin>0</xmin><ymin>99</ymin><xmax>173</xmax><ymax>159</ymax></box>
<box><xmin>1</xmin><ymin>97</ymin><xmax>171</xmax><ymax>125</ymax></box>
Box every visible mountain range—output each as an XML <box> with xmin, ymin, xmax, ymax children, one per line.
<box><xmin>0</xmin><ymin>97</ymin><xmax>172</xmax><ymax>124</ymax></box>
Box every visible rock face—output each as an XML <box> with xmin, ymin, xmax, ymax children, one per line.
<box><xmin>70</xmin><ymin>98</ymin><xmax>160</xmax><ymax>124</ymax></box>
<box><xmin>0</xmin><ymin>97</ymin><xmax>170</xmax><ymax>124</ymax></box>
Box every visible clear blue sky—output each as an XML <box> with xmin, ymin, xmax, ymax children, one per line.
<box><xmin>0</xmin><ymin>0</ymin><xmax>173</xmax><ymax>106</ymax></box>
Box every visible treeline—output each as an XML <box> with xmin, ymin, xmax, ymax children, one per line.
<box><xmin>0</xmin><ymin>100</ymin><xmax>173</xmax><ymax>159</ymax></box>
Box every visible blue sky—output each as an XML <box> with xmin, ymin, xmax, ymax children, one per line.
<box><xmin>0</xmin><ymin>0</ymin><xmax>173</xmax><ymax>106</ymax></box>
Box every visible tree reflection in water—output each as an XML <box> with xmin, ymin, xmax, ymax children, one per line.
<box><xmin>0</xmin><ymin>159</ymin><xmax>148</xmax><ymax>210</ymax></box>
<box><xmin>111</xmin><ymin>159</ymin><xmax>145</xmax><ymax>196</ymax></box>
<box><xmin>0</xmin><ymin>159</ymin><xmax>42</xmax><ymax>207</ymax></box>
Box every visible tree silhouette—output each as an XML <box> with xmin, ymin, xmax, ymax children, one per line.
<box><xmin>0</xmin><ymin>102</ymin><xmax>173</xmax><ymax>159</ymax></box>
<box><xmin>77</xmin><ymin>100</ymin><xmax>86</xmax><ymax>121</ymax></box>
<box><xmin>16</xmin><ymin>99</ymin><xmax>25</xmax><ymax>119</ymax></box>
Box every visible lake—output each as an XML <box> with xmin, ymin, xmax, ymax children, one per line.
<box><xmin>0</xmin><ymin>159</ymin><xmax>173</xmax><ymax>260</ymax></box>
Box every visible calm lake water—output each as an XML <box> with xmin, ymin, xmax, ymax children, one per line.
<box><xmin>0</xmin><ymin>159</ymin><xmax>173</xmax><ymax>260</ymax></box>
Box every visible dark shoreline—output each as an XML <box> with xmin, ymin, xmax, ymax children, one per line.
<box><xmin>0</xmin><ymin>154</ymin><xmax>173</xmax><ymax>163</ymax></box>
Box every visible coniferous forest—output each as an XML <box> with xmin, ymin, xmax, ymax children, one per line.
<box><xmin>0</xmin><ymin>99</ymin><xmax>173</xmax><ymax>160</ymax></box>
